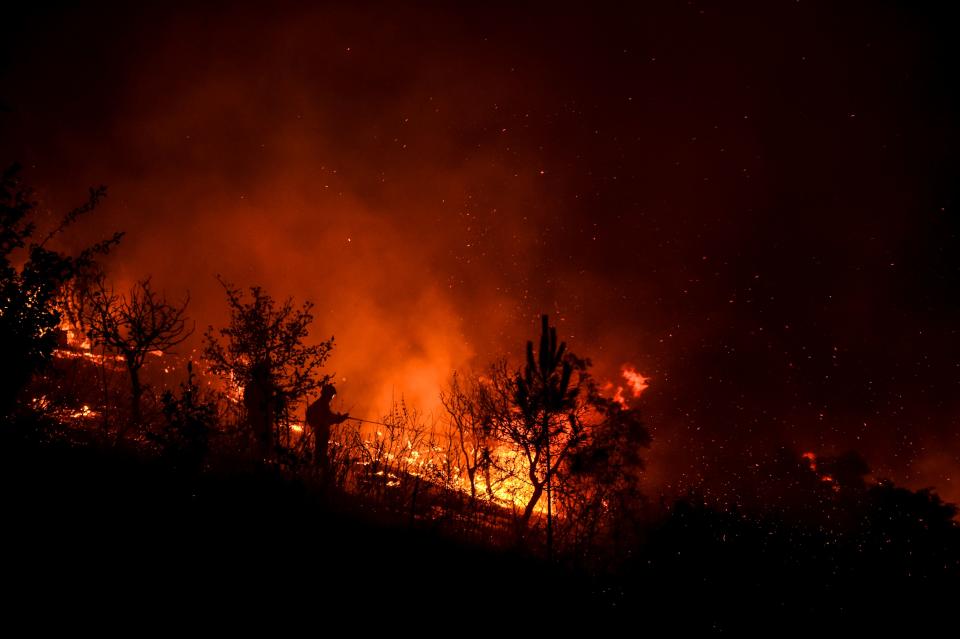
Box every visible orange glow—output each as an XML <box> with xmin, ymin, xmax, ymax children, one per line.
<box><xmin>70</xmin><ymin>404</ymin><xmax>97</xmax><ymax>419</ymax></box>
<box><xmin>612</xmin><ymin>386</ymin><xmax>627</xmax><ymax>407</ymax></box>
<box><xmin>605</xmin><ymin>364</ymin><xmax>651</xmax><ymax>408</ymax></box>
<box><xmin>622</xmin><ymin>366</ymin><xmax>650</xmax><ymax>397</ymax></box>
<box><xmin>59</xmin><ymin>316</ymin><xmax>92</xmax><ymax>351</ymax></box>
<box><xmin>6</xmin><ymin>2</ymin><xmax>956</xmax><ymax>535</ymax></box>
<box><xmin>802</xmin><ymin>452</ymin><xmax>837</xmax><ymax>487</ymax></box>
<box><xmin>477</xmin><ymin>446</ymin><xmax>547</xmax><ymax>513</ymax></box>
<box><xmin>53</xmin><ymin>348</ymin><xmax>125</xmax><ymax>366</ymax></box>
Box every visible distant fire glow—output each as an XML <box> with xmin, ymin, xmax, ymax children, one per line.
<box><xmin>3</xmin><ymin>0</ymin><xmax>958</xmax><ymax>514</ymax></box>
<box><xmin>802</xmin><ymin>452</ymin><xmax>837</xmax><ymax>486</ymax></box>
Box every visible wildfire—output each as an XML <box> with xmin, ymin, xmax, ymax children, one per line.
<box><xmin>70</xmin><ymin>404</ymin><xmax>98</xmax><ymax>419</ymax></box>
<box><xmin>802</xmin><ymin>451</ymin><xmax>837</xmax><ymax>486</ymax></box>
<box><xmin>607</xmin><ymin>364</ymin><xmax>651</xmax><ymax>408</ymax></box>
<box><xmin>477</xmin><ymin>446</ymin><xmax>546</xmax><ymax>512</ymax></box>
<box><xmin>612</xmin><ymin>386</ymin><xmax>626</xmax><ymax>406</ymax></box>
<box><xmin>62</xmin><ymin>325</ymin><xmax>92</xmax><ymax>351</ymax></box>
<box><xmin>622</xmin><ymin>366</ymin><xmax>650</xmax><ymax>396</ymax></box>
<box><xmin>54</xmin><ymin>314</ymin><xmax>126</xmax><ymax>365</ymax></box>
<box><xmin>53</xmin><ymin>348</ymin><xmax>125</xmax><ymax>366</ymax></box>
<box><xmin>347</xmin><ymin>420</ymin><xmax>545</xmax><ymax>513</ymax></box>
<box><xmin>34</xmin><ymin>396</ymin><xmax>100</xmax><ymax>422</ymax></box>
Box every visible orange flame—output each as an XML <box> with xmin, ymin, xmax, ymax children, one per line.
<box><xmin>802</xmin><ymin>451</ymin><xmax>837</xmax><ymax>487</ymax></box>
<box><xmin>622</xmin><ymin>366</ymin><xmax>650</xmax><ymax>397</ymax></box>
<box><xmin>612</xmin><ymin>386</ymin><xmax>627</xmax><ymax>407</ymax></box>
<box><xmin>606</xmin><ymin>364</ymin><xmax>651</xmax><ymax>408</ymax></box>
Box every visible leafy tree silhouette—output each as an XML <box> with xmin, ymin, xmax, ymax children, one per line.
<box><xmin>0</xmin><ymin>164</ymin><xmax>121</xmax><ymax>418</ymax></box>
<box><xmin>82</xmin><ymin>275</ymin><xmax>192</xmax><ymax>433</ymax></box>
<box><xmin>561</xmin><ymin>393</ymin><xmax>651</xmax><ymax>559</ymax></box>
<box><xmin>859</xmin><ymin>480</ymin><xmax>960</xmax><ymax>580</ymax></box>
<box><xmin>203</xmin><ymin>277</ymin><xmax>334</xmax><ymax>461</ymax></box>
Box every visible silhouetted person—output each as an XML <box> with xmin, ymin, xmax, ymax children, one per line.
<box><xmin>244</xmin><ymin>360</ymin><xmax>276</xmax><ymax>460</ymax></box>
<box><xmin>306</xmin><ymin>383</ymin><xmax>349</xmax><ymax>469</ymax></box>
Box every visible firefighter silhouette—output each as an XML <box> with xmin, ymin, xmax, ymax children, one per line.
<box><xmin>306</xmin><ymin>382</ymin><xmax>349</xmax><ymax>468</ymax></box>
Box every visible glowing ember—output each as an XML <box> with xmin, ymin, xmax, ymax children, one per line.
<box><xmin>53</xmin><ymin>348</ymin><xmax>125</xmax><ymax>366</ymax></box>
<box><xmin>69</xmin><ymin>405</ymin><xmax>98</xmax><ymax>419</ymax></box>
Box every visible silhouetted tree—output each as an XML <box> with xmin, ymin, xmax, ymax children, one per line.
<box><xmin>510</xmin><ymin>315</ymin><xmax>584</xmax><ymax>550</ymax></box>
<box><xmin>0</xmin><ymin>164</ymin><xmax>121</xmax><ymax>417</ymax></box>
<box><xmin>442</xmin><ymin>318</ymin><xmax>652</xmax><ymax>555</ymax></box>
<box><xmin>441</xmin><ymin>371</ymin><xmax>496</xmax><ymax>501</ymax></box>
<box><xmin>859</xmin><ymin>480</ymin><xmax>960</xmax><ymax>579</ymax></box>
<box><xmin>560</xmin><ymin>394</ymin><xmax>651</xmax><ymax>558</ymax></box>
<box><xmin>82</xmin><ymin>276</ymin><xmax>192</xmax><ymax>431</ymax></box>
<box><xmin>203</xmin><ymin>278</ymin><xmax>334</xmax><ymax>461</ymax></box>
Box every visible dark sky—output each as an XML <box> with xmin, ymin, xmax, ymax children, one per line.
<box><xmin>2</xmin><ymin>1</ymin><xmax>958</xmax><ymax>502</ymax></box>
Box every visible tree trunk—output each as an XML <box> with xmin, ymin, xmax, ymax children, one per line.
<box><xmin>409</xmin><ymin>475</ymin><xmax>421</xmax><ymax>526</ymax></box>
<box><xmin>100</xmin><ymin>344</ymin><xmax>110</xmax><ymax>434</ymax></box>
<box><xmin>129</xmin><ymin>366</ymin><xmax>142</xmax><ymax>425</ymax></box>
<box><xmin>467</xmin><ymin>467</ymin><xmax>477</xmax><ymax>500</ymax></box>
<box><xmin>543</xmin><ymin>414</ymin><xmax>553</xmax><ymax>560</ymax></box>
<box><xmin>520</xmin><ymin>482</ymin><xmax>545</xmax><ymax>528</ymax></box>
<box><xmin>115</xmin><ymin>362</ymin><xmax>142</xmax><ymax>445</ymax></box>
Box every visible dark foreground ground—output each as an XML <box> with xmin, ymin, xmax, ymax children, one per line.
<box><xmin>2</xmin><ymin>421</ymin><xmax>956</xmax><ymax>633</ymax></box>
<box><xmin>2</xmin><ymin>421</ymin><xmax>587</xmax><ymax>630</ymax></box>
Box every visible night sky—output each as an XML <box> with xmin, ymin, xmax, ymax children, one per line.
<box><xmin>2</xmin><ymin>1</ymin><xmax>958</xmax><ymax>503</ymax></box>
